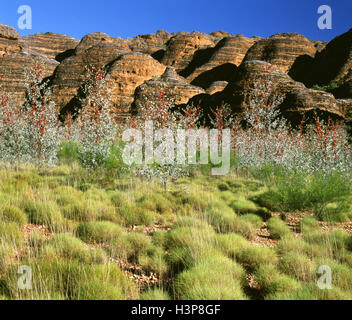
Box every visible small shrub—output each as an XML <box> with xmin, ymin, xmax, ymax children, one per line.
<box><xmin>303</xmin><ymin>228</ymin><xmax>351</xmax><ymax>252</ymax></box>
<box><xmin>239</xmin><ymin>214</ymin><xmax>263</xmax><ymax>228</ymax></box>
<box><xmin>152</xmin><ymin>231</ymin><xmax>167</xmax><ymax>247</ymax></box>
<box><xmin>206</xmin><ymin>207</ymin><xmax>254</xmax><ymax>238</ymax></box>
<box><xmin>23</xmin><ymin>200</ymin><xmax>67</xmax><ymax>232</ymax></box>
<box><xmin>41</xmin><ymin>233</ymin><xmax>107</xmax><ymax>264</ymax></box>
<box><xmin>174</xmin><ymin>253</ymin><xmax>247</xmax><ymax>300</ymax></box>
<box><xmin>0</xmin><ymin>222</ymin><xmax>24</xmax><ymax>245</ymax></box>
<box><xmin>116</xmin><ymin>205</ymin><xmax>155</xmax><ymax>226</ymax></box>
<box><xmin>1</xmin><ymin>206</ymin><xmax>27</xmax><ymax>226</ymax></box>
<box><xmin>236</xmin><ymin>245</ymin><xmax>278</xmax><ymax>271</ymax></box>
<box><xmin>61</xmin><ymin>201</ymin><xmax>98</xmax><ymax>222</ymax></box>
<box><xmin>255</xmin><ymin>264</ymin><xmax>301</xmax><ymax>296</ymax></box>
<box><xmin>267</xmin><ymin>217</ymin><xmax>291</xmax><ymax>240</ymax></box>
<box><xmin>307</xmin><ymin>172</ymin><xmax>351</xmax><ymax>221</ymax></box>
<box><xmin>110</xmin><ymin>232</ymin><xmax>152</xmax><ymax>262</ymax></box>
<box><xmin>0</xmin><ymin>244</ymin><xmax>17</xmax><ymax>274</ymax></box>
<box><xmin>140</xmin><ymin>288</ymin><xmax>170</xmax><ymax>300</ymax></box>
<box><xmin>28</xmin><ymin>231</ymin><xmax>46</xmax><ymax>250</ymax></box>
<box><xmin>1</xmin><ymin>258</ymin><xmax>138</xmax><ymax>300</ymax></box>
<box><xmin>166</xmin><ymin>226</ymin><xmax>215</xmax><ymax>250</ymax></box>
<box><xmin>278</xmin><ymin>252</ymin><xmax>316</xmax><ymax>282</ymax></box>
<box><xmin>314</xmin><ymin>258</ymin><xmax>352</xmax><ymax>292</ymax></box>
<box><xmin>215</xmin><ymin>233</ymin><xmax>249</xmax><ymax>259</ymax></box>
<box><xmin>138</xmin><ymin>246</ymin><xmax>168</xmax><ymax>277</ymax></box>
<box><xmin>276</xmin><ymin>234</ymin><xmax>307</xmax><ymax>255</ymax></box>
<box><xmin>230</xmin><ymin>198</ymin><xmax>259</xmax><ymax>214</ymax></box>
<box><xmin>76</xmin><ymin>221</ymin><xmax>123</xmax><ymax>243</ymax></box>
<box><xmin>173</xmin><ymin>217</ymin><xmax>213</xmax><ymax>231</ymax></box>
<box><xmin>300</xmin><ymin>216</ymin><xmax>320</xmax><ymax>234</ymax></box>
<box><xmin>268</xmin><ymin>284</ymin><xmax>352</xmax><ymax>300</ymax></box>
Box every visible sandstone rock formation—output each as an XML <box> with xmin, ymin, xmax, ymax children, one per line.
<box><xmin>105</xmin><ymin>53</ymin><xmax>166</xmax><ymax>118</ymax></box>
<box><xmin>133</xmin><ymin>66</ymin><xmax>205</xmax><ymax>111</ymax></box>
<box><xmin>223</xmin><ymin>60</ymin><xmax>351</xmax><ymax>118</ymax></box>
<box><xmin>22</xmin><ymin>32</ymin><xmax>79</xmax><ymax>61</ymax></box>
<box><xmin>125</xmin><ymin>30</ymin><xmax>173</xmax><ymax>55</ymax></box>
<box><xmin>209</xmin><ymin>31</ymin><xmax>234</xmax><ymax>43</ymax></box>
<box><xmin>51</xmin><ymin>42</ymin><xmax>129</xmax><ymax>109</ymax></box>
<box><xmin>0</xmin><ymin>24</ymin><xmax>20</xmax><ymax>40</ymax></box>
<box><xmin>0</xmin><ymin>49</ymin><xmax>59</xmax><ymax>105</ymax></box>
<box><xmin>311</xmin><ymin>40</ymin><xmax>328</xmax><ymax>52</ymax></box>
<box><xmin>0</xmin><ymin>24</ymin><xmax>22</xmax><ymax>58</ymax></box>
<box><xmin>75</xmin><ymin>32</ymin><xmax>130</xmax><ymax>53</ymax></box>
<box><xmin>190</xmin><ymin>60</ymin><xmax>352</xmax><ymax>123</ymax></box>
<box><xmin>291</xmin><ymin>29</ymin><xmax>352</xmax><ymax>90</ymax></box>
<box><xmin>206</xmin><ymin>81</ymin><xmax>228</xmax><ymax>95</ymax></box>
<box><xmin>0</xmin><ymin>22</ymin><xmax>352</xmax><ymax>123</ymax></box>
<box><xmin>244</xmin><ymin>33</ymin><xmax>317</xmax><ymax>73</ymax></box>
<box><xmin>160</xmin><ymin>32</ymin><xmax>215</xmax><ymax>72</ymax></box>
<box><xmin>183</xmin><ymin>35</ymin><xmax>254</xmax><ymax>87</ymax></box>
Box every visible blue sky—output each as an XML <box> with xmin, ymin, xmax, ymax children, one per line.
<box><xmin>0</xmin><ymin>0</ymin><xmax>351</xmax><ymax>41</ymax></box>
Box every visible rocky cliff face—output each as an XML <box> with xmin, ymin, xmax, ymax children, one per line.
<box><xmin>244</xmin><ymin>33</ymin><xmax>317</xmax><ymax>73</ymax></box>
<box><xmin>185</xmin><ymin>35</ymin><xmax>255</xmax><ymax>86</ymax></box>
<box><xmin>0</xmin><ymin>23</ymin><xmax>351</xmax><ymax>124</ymax></box>
<box><xmin>133</xmin><ymin>66</ymin><xmax>205</xmax><ymax>110</ymax></box>
<box><xmin>188</xmin><ymin>60</ymin><xmax>352</xmax><ymax>124</ymax></box>
<box><xmin>106</xmin><ymin>53</ymin><xmax>166</xmax><ymax>119</ymax></box>
<box><xmin>0</xmin><ymin>24</ymin><xmax>22</xmax><ymax>58</ymax></box>
<box><xmin>22</xmin><ymin>32</ymin><xmax>79</xmax><ymax>60</ymax></box>
<box><xmin>160</xmin><ymin>32</ymin><xmax>215</xmax><ymax>72</ymax></box>
<box><xmin>0</xmin><ymin>50</ymin><xmax>58</xmax><ymax>105</ymax></box>
<box><xmin>51</xmin><ymin>41</ymin><xmax>129</xmax><ymax>110</ymax></box>
<box><xmin>221</xmin><ymin>60</ymin><xmax>351</xmax><ymax>119</ymax></box>
<box><xmin>290</xmin><ymin>29</ymin><xmax>352</xmax><ymax>89</ymax></box>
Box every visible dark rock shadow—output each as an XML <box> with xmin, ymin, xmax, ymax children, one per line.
<box><xmin>55</xmin><ymin>49</ymin><xmax>76</xmax><ymax>63</ymax></box>
<box><xmin>151</xmin><ymin>49</ymin><xmax>165</xmax><ymax>62</ymax></box>
<box><xmin>179</xmin><ymin>47</ymin><xmax>215</xmax><ymax>78</ymax></box>
<box><xmin>191</xmin><ymin>63</ymin><xmax>238</xmax><ymax>89</ymax></box>
<box><xmin>288</xmin><ymin>54</ymin><xmax>315</xmax><ymax>87</ymax></box>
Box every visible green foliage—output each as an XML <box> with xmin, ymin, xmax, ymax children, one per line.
<box><xmin>0</xmin><ymin>258</ymin><xmax>138</xmax><ymax>300</ymax></box>
<box><xmin>42</xmin><ymin>233</ymin><xmax>107</xmax><ymax>264</ymax></box>
<box><xmin>267</xmin><ymin>217</ymin><xmax>291</xmax><ymax>239</ymax></box>
<box><xmin>22</xmin><ymin>200</ymin><xmax>67</xmax><ymax>232</ymax></box>
<box><xmin>110</xmin><ymin>232</ymin><xmax>152</xmax><ymax>262</ymax></box>
<box><xmin>0</xmin><ymin>165</ymin><xmax>351</xmax><ymax>300</ymax></box>
<box><xmin>76</xmin><ymin>221</ymin><xmax>123</xmax><ymax>243</ymax></box>
<box><xmin>0</xmin><ymin>206</ymin><xmax>27</xmax><ymax>226</ymax></box>
<box><xmin>252</xmin><ymin>169</ymin><xmax>352</xmax><ymax>221</ymax></box>
<box><xmin>268</xmin><ymin>284</ymin><xmax>352</xmax><ymax>300</ymax></box>
<box><xmin>116</xmin><ymin>204</ymin><xmax>155</xmax><ymax>227</ymax></box>
<box><xmin>174</xmin><ymin>253</ymin><xmax>247</xmax><ymax>300</ymax></box>
<box><xmin>138</xmin><ymin>246</ymin><xmax>168</xmax><ymax>276</ymax></box>
<box><xmin>57</xmin><ymin>141</ymin><xmax>79</xmax><ymax>163</ymax></box>
<box><xmin>278</xmin><ymin>252</ymin><xmax>316</xmax><ymax>282</ymax></box>
<box><xmin>236</xmin><ymin>244</ymin><xmax>278</xmax><ymax>271</ymax></box>
<box><xmin>140</xmin><ymin>288</ymin><xmax>170</xmax><ymax>300</ymax></box>
<box><xmin>255</xmin><ymin>264</ymin><xmax>301</xmax><ymax>296</ymax></box>
<box><xmin>205</xmin><ymin>204</ymin><xmax>254</xmax><ymax>238</ymax></box>
<box><xmin>239</xmin><ymin>214</ymin><xmax>263</xmax><ymax>228</ymax></box>
<box><xmin>0</xmin><ymin>222</ymin><xmax>24</xmax><ymax>245</ymax></box>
